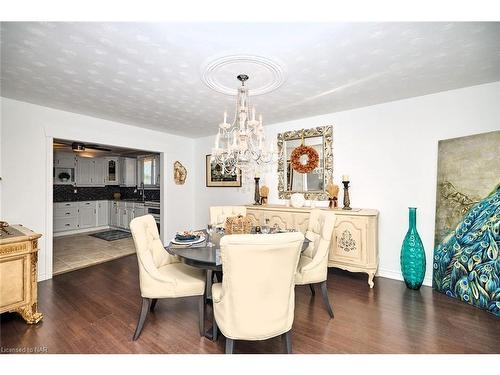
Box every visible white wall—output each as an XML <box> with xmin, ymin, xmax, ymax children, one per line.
<box><xmin>1</xmin><ymin>98</ymin><xmax>195</xmax><ymax>281</ymax></box>
<box><xmin>194</xmin><ymin>82</ymin><xmax>500</xmax><ymax>286</ymax></box>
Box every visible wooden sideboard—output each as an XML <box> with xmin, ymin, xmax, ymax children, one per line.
<box><xmin>246</xmin><ymin>205</ymin><xmax>379</xmax><ymax>288</ymax></box>
<box><xmin>0</xmin><ymin>224</ymin><xmax>43</xmax><ymax>323</ymax></box>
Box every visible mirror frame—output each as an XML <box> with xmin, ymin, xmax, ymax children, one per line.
<box><xmin>277</xmin><ymin>125</ymin><xmax>333</xmax><ymax>200</ymax></box>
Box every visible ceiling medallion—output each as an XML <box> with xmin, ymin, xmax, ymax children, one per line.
<box><xmin>201</xmin><ymin>54</ymin><xmax>286</xmax><ymax>96</ymax></box>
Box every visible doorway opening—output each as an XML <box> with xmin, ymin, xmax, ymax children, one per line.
<box><xmin>52</xmin><ymin>139</ymin><xmax>161</xmax><ymax>276</ymax></box>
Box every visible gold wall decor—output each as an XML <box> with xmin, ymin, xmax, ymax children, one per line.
<box><xmin>277</xmin><ymin>125</ymin><xmax>333</xmax><ymax>200</ymax></box>
<box><xmin>173</xmin><ymin>161</ymin><xmax>187</xmax><ymax>185</ymax></box>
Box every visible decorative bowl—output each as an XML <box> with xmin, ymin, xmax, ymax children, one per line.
<box><xmin>290</xmin><ymin>193</ymin><xmax>305</xmax><ymax>208</ymax></box>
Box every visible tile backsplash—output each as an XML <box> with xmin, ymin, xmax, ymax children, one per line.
<box><xmin>53</xmin><ymin>185</ymin><xmax>160</xmax><ymax>202</ymax></box>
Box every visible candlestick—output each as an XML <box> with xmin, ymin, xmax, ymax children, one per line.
<box><xmin>342</xmin><ymin>181</ymin><xmax>352</xmax><ymax>210</ymax></box>
<box><xmin>254</xmin><ymin>177</ymin><xmax>261</xmax><ymax>205</ymax></box>
<box><xmin>223</xmin><ymin>111</ymin><xmax>227</xmax><ymax>124</ymax></box>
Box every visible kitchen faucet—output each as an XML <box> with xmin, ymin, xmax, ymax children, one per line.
<box><xmin>140</xmin><ymin>182</ymin><xmax>145</xmax><ymax>202</ymax></box>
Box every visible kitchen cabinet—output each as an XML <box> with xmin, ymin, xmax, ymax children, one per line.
<box><xmin>110</xmin><ymin>201</ymin><xmax>118</xmax><ymax>227</ymax></box>
<box><xmin>120</xmin><ymin>157</ymin><xmax>137</xmax><ymax>187</ymax></box>
<box><xmin>75</xmin><ymin>157</ymin><xmax>105</xmax><ymax>187</ymax></box>
<box><xmin>78</xmin><ymin>201</ymin><xmax>97</xmax><ymax>229</ymax></box>
<box><xmin>54</xmin><ymin>152</ymin><xmax>76</xmax><ymax>168</ymax></box>
<box><xmin>104</xmin><ymin>157</ymin><xmax>120</xmax><ymax>185</ymax></box>
<box><xmin>97</xmin><ymin>200</ymin><xmax>109</xmax><ymax>226</ymax></box>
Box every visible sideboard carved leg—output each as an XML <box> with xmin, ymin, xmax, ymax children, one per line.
<box><xmin>368</xmin><ymin>273</ymin><xmax>375</xmax><ymax>288</ymax></box>
<box><xmin>15</xmin><ymin>303</ymin><xmax>43</xmax><ymax>324</ymax></box>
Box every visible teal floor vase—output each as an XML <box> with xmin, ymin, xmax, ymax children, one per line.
<box><xmin>400</xmin><ymin>207</ymin><xmax>426</xmax><ymax>290</ymax></box>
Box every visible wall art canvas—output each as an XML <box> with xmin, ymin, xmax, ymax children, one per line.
<box><xmin>433</xmin><ymin>130</ymin><xmax>500</xmax><ymax>317</ymax></box>
<box><xmin>205</xmin><ymin>154</ymin><xmax>241</xmax><ymax>187</ymax></box>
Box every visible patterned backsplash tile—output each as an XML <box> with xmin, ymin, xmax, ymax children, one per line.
<box><xmin>53</xmin><ymin>185</ymin><xmax>160</xmax><ymax>202</ymax></box>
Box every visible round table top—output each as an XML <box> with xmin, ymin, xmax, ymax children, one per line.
<box><xmin>165</xmin><ymin>230</ymin><xmax>309</xmax><ymax>271</ymax></box>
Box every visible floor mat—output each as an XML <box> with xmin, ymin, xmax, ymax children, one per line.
<box><xmin>89</xmin><ymin>230</ymin><xmax>132</xmax><ymax>241</ymax></box>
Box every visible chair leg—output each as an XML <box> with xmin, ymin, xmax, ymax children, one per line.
<box><xmin>282</xmin><ymin>330</ymin><xmax>292</xmax><ymax>354</ymax></box>
<box><xmin>133</xmin><ymin>298</ymin><xmax>151</xmax><ymax>341</ymax></box>
<box><xmin>320</xmin><ymin>280</ymin><xmax>334</xmax><ymax>318</ymax></box>
<box><xmin>309</xmin><ymin>283</ymin><xmax>315</xmax><ymax>296</ymax></box>
<box><xmin>225</xmin><ymin>338</ymin><xmax>234</xmax><ymax>354</ymax></box>
<box><xmin>212</xmin><ymin>316</ymin><xmax>218</xmax><ymax>341</ymax></box>
<box><xmin>198</xmin><ymin>294</ymin><xmax>205</xmax><ymax>337</ymax></box>
<box><xmin>150</xmin><ymin>298</ymin><xmax>158</xmax><ymax>312</ymax></box>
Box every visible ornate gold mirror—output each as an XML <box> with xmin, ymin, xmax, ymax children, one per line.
<box><xmin>277</xmin><ymin>126</ymin><xmax>333</xmax><ymax>200</ymax></box>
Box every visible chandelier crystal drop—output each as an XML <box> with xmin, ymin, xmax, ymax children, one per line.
<box><xmin>211</xmin><ymin>74</ymin><xmax>278</xmax><ymax>182</ymax></box>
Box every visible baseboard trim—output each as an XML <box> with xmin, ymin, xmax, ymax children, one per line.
<box><xmin>53</xmin><ymin>226</ymin><xmax>111</xmax><ymax>238</ymax></box>
<box><xmin>377</xmin><ymin>267</ymin><xmax>432</xmax><ymax>287</ymax></box>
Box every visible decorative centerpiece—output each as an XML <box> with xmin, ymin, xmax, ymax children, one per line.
<box><xmin>326</xmin><ymin>180</ymin><xmax>339</xmax><ymax>209</ymax></box>
<box><xmin>225</xmin><ymin>215</ymin><xmax>252</xmax><ymax>234</ymax></box>
<box><xmin>400</xmin><ymin>207</ymin><xmax>426</xmax><ymax>290</ymax></box>
<box><xmin>290</xmin><ymin>193</ymin><xmax>305</xmax><ymax>208</ymax></box>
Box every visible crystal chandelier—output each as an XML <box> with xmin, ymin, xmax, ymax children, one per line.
<box><xmin>211</xmin><ymin>74</ymin><xmax>277</xmax><ymax>180</ymax></box>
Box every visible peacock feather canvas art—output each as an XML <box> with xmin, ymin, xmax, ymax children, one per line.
<box><xmin>433</xmin><ymin>130</ymin><xmax>500</xmax><ymax>317</ymax></box>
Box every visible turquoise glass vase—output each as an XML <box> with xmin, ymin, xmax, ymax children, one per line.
<box><xmin>400</xmin><ymin>207</ymin><xmax>426</xmax><ymax>290</ymax></box>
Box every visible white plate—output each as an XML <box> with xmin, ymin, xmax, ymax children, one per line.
<box><xmin>171</xmin><ymin>236</ymin><xmax>205</xmax><ymax>245</ymax></box>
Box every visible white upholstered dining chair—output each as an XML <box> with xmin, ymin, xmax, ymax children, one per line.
<box><xmin>129</xmin><ymin>215</ymin><xmax>206</xmax><ymax>340</ymax></box>
<box><xmin>212</xmin><ymin>232</ymin><xmax>304</xmax><ymax>354</ymax></box>
<box><xmin>209</xmin><ymin>206</ymin><xmax>247</xmax><ymax>227</ymax></box>
<box><xmin>295</xmin><ymin>209</ymin><xmax>337</xmax><ymax>318</ymax></box>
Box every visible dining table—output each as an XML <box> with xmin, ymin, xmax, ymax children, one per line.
<box><xmin>164</xmin><ymin>229</ymin><xmax>310</xmax><ymax>340</ymax></box>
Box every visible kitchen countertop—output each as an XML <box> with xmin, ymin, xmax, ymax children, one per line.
<box><xmin>53</xmin><ymin>198</ymin><xmax>147</xmax><ymax>203</ymax></box>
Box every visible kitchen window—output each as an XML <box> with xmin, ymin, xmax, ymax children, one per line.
<box><xmin>138</xmin><ymin>155</ymin><xmax>160</xmax><ymax>187</ymax></box>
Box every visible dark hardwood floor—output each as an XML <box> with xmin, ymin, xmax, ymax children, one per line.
<box><xmin>1</xmin><ymin>255</ymin><xmax>499</xmax><ymax>354</ymax></box>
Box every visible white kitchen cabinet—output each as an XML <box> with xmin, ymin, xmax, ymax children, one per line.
<box><xmin>97</xmin><ymin>200</ymin><xmax>109</xmax><ymax>226</ymax></box>
<box><xmin>76</xmin><ymin>157</ymin><xmax>94</xmax><ymax>186</ymax></box>
<box><xmin>110</xmin><ymin>201</ymin><xmax>118</xmax><ymax>227</ymax></box>
<box><xmin>104</xmin><ymin>157</ymin><xmax>120</xmax><ymax>185</ymax></box>
<box><xmin>120</xmin><ymin>157</ymin><xmax>137</xmax><ymax>187</ymax></box>
<box><xmin>133</xmin><ymin>204</ymin><xmax>146</xmax><ymax>218</ymax></box>
<box><xmin>76</xmin><ymin>157</ymin><xmax>105</xmax><ymax>187</ymax></box>
<box><xmin>94</xmin><ymin>158</ymin><xmax>106</xmax><ymax>186</ymax></box>
<box><xmin>54</xmin><ymin>152</ymin><xmax>76</xmax><ymax>168</ymax></box>
<box><xmin>77</xmin><ymin>201</ymin><xmax>97</xmax><ymax>229</ymax></box>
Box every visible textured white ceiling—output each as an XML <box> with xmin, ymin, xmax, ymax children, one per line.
<box><xmin>1</xmin><ymin>22</ymin><xmax>499</xmax><ymax>137</ymax></box>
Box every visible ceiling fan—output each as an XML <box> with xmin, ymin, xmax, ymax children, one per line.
<box><xmin>53</xmin><ymin>141</ymin><xmax>112</xmax><ymax>152</ymax></box>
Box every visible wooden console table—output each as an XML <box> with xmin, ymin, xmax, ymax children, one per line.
<box><xmin>246</xmin><ymin>205</ymin><xmax>379</xmax><ymax>288</ymax></box>
<box><xmin>0</xmin><ymin>224</ymin><xmax>43</xmax><ymax>323</ymax></box>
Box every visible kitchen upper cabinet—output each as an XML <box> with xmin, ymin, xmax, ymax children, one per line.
<box><xmin>54</xmin><ymin>152</ymin><xmax>76</xmax><ymax>168</ymax></box>
<box><xmin>104</xmin><ymin>157</ymin><xmax>120</xmax><ymax>185</ymax></box>
<box><xmin>76</xmin><ymin>157</ymin><xmax>93</xmax><ymax>186</ymax></box>
<box><xmin>97</xmin><ymin>200</ymin><xmax>109</xmax><ymax>227</ymax></box>
<box><xmin>78</xmin><ymin>201</ymin><xmax>97</xmax><ymax>229</ymax></box>
<box><xmin>75</xmin><ymin>157</ymin><xmax>105</xmax><ymax>186</ymax></box>
<box><xmin>120</xmin><ymin>157</ymin><xmax>137</xmax><ymax>187</ymax></box>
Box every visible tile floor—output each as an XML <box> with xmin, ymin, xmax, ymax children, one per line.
<box><xmin>53</xmin><ymin>230</ymin><xmax>136</xmax><ymax>275</ymax></box>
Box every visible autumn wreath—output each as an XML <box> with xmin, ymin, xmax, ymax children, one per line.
<box><xmin>290</xmin><ymin>145</ymin><xmax>319</xmax><ymax>174</ymax></box>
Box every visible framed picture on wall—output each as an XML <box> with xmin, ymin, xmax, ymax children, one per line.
<box><xmin>205</xmin><ymin>154</ymin><xmax>242</xmax><ymax>187</ymax></box>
